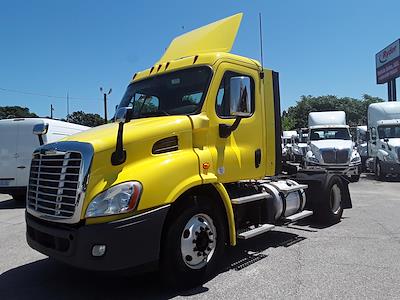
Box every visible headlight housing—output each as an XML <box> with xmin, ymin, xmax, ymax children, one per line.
<box><xmin>382</xmin><ymin>154</ymin><xmax>394</xmax><ymax>162</ymax></box>
<box><xmin>86</xmin><ymin>181</ymin><xmax>142</xmax><ymax>218</ymax></box>
<box><xmin>307</xmin><ymin>156</ymin><xmax>320</xmax><ymax>164</ymax></box>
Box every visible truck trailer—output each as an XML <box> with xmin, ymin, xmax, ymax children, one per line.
<box><xmin>0</xmin><ymin>118</ymin><xmax>88</xmax><ymax>200</ymax></box>
<box><xmin>25</xmin><ymin>14</ymin><xmax>352</xmax><ymax>287</ymax></box>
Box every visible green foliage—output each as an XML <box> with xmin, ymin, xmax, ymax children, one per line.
<box><xmin>0</xmin><ymin>106</ymin><xmax>38</xmax><ymax>119</ymax></box>
<box><xmin>65</xmin><ymin>111</ymin><xmax>105</xmax><ymax>127</ymax></box>
<box><xmin>283</xmin><ymin>94</ymin><xmax>384</xmax><ymax>129</ymax></box>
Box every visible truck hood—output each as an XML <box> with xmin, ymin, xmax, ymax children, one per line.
<box><xmin>383</xmin><ymin>138</ymin><xmax>400</xmax><ymax>148</ymax></box>
<box><xmin>62</xmin><ymin>116</ymin><xmax>193</xmax><ymax>153</ymax></box>
<box><xmin>310</xmin><ymin>139</ymin><xmax>353</xmax><ymax>151</ymax></box>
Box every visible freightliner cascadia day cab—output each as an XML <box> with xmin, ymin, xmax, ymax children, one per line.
<box><xmin>367</xmin><ymin>102</ymin><xmax>400</xmax><ymax>179</ymax></box>
<box><xmin>25</xmin><ymin>14</ymin><xmax>352</xmax><ymax>287</ymax></box>
<box><xmin>0</xmin><ymin>118</ymin><xmax>88</xmax><ymax>200</ymax></box>
<box><xmin>304</xmin><ymin>111</ymin><xmax>361</xmax><ymax>182</ymax></box>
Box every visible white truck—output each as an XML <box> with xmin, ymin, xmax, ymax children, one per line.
<box><xmin>292</xmin><ymin>128</ymin><xmax>309</xmax><ymax>163</ymax></box>
<box><xmin>355</xmin><ymin>126</ymin><xmax>368</xmax><ymax>172</ymax></box>
<box><xmin>0</xmin><ymin>118</ymin><xmax>89</xmax><ymax>200</ymax></box>
<box><xmin>366</xmin><ymin>102</ymin><xmax>400</xmax><ymax>179</ymax></box>
<box><xmin>282</xmin><ymin>130</ymin><xmax>297</xmax><ymax>161</ymax></box>
<box><xmin>304</xmin><ymin>111</ymin><xmax>361</xmax><ymax>181</ymax></box>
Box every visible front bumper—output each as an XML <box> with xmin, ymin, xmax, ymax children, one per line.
<box><xmin>305</xmin><ymin>162</ymin><xmax>359</xmax><ymax>176</ymax></box>
<box><xmin>380</xmin><ymin>161</ymin><xmax>400</xmax><ymax>174</ymax></box>
<box><xmin>26</xmin><ymin>205</ymin><xmax>170</xmax><ymax>271</ymax></box>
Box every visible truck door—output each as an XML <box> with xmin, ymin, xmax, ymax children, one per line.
<box><xmin>206</xmin><ymin>63</ymin><xmax>265</xmax><ymax>182</ymax></box>
<box><xmin>0</xmin><ymin>122</ymin><xmax>18</xmax><ymax>188</ymax></box>
<box><xmin>15</xmin><ymin>122</ymin><xmax>41</xmax><ymax>187</ymax></box>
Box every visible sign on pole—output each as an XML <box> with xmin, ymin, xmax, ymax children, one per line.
<box><xmin>376</xmin><ymin>39</ymin><xmax>400</xmax><ymax>84</ymax></box>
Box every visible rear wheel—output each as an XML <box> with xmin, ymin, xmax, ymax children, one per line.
<box><xmin>160</xmin><ymin>197</ymin><xmax>227</xmax><ymax>288</ymax></box>
<box><xmin>313</xmin><ymin>176</ymin><xmax>344</xmax><ymax>225</ymax></box>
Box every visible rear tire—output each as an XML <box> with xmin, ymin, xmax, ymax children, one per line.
<box><xmin>160</xmin><ymin>196</ymin><xmax>227</xmax><ymax>289</ymax></box>
<box><xmin>313</xmin><ymin>176</ymin><xmax>344</xmax><ymax>225</ymax></box>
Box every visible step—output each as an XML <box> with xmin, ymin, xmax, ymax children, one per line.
<box><xmin>237</xmin><ymin>224</ymin><xmax>275</xmax><ymax>239</ymax></box>
<box><xmin>231</xmin><ymin>192</ymin><xmax>272</xmax><ymax>205</ymax></box>
<box><xmin>283</xmin><ymin>210</ymin><xmax>313</xmax><ymax>222</ymax></box>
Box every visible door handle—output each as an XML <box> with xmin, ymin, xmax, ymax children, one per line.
<box><xmin>17</xmin><ymin>166</ymin><xmax>26</xmax><ymax>169</ymax></box>
<box><xmin>255</xmin><ymin>149</ymin><xmax>261</xmax><ymax>168</ymax></box>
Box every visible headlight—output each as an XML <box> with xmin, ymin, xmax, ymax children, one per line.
<box><xmin>351</xmin><ymin>156</ymin><xmax>361</xmax><ymax>163</ymax></box>
<box><xmin>86</xmin><ymin>181</ymin><xmax>142</xmax><ymax>218</ymax></box>
<box><xmin>382</xmin><ymin>154</ymin><xmax>394</xmax><ymax>162</ymax></box>
<box><xmin>307</xmin><ymin>156</ymin><xmax>320</xmax><ymax>164</ymax></box>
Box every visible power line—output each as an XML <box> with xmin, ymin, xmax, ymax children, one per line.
<box><xmin>0</xmin><ymin>87</ymin><xmax>99</xmax><ymax>102</ymax></box>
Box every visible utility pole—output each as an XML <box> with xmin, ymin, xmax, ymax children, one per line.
<box><xmin>100</xmin><ymin>87</ymin><xmax>112</xmax><ymax>124</ymax></box>
<box><xmin>50</xmin><ymin>104</ymin><xmax>54</xmax><ymax>119</ymax></box>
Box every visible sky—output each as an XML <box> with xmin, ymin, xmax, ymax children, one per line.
<box><xmin>0</xmin><ymin>0</ymin><xmax>399</xmax><ymax>119</ymax></box>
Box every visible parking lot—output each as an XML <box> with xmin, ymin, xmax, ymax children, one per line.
<box><xmin>0</xmin><ymin>175</ymin><xmax>399</xmax><ymax>299</ymax></box>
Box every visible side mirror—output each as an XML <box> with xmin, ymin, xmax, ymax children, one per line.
<box><xmin>115</xmin><ymin>107</ymin><xmax>132</xmax><ymax>124</ymax></box>
<box><xmin>230</xmin><ymin>76</ymin><xmax>252</xmax><ymax>117</ymax></box>
<box><xmin>33</xmin><ymin>123</ymin><xmax>48</xmax><ymax>146</ymax></box>
<box><xmin>384</xmin><ymin>137</ymin><xmax>389</xmax><ymax>143</ymax></box>
<box><xmin>33</xmin><ymin>123</ymin><xmax>49</xmax><ymax>135</ymax></box>
<box><xmin>366</xmin><ymin>131</ymin><xmax>370</xmax><ymax>141</ymax></box>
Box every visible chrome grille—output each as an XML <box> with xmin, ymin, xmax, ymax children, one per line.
<box><xmin>27</xmin><ymin>151</ymin><xmax>82</xmax><ymax>219</ymax></box>
<box><xmin>321</xmin><ymin>149</ymin><xmax>349</xmax><ymax>164</ymax></box>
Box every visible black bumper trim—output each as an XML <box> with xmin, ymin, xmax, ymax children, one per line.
<box><xmin>0</xmin><ymin>186</ymin><xmax>26</xmax><ymax>195</ymax></box>
<box><xmin>26</xmin><ymin>205</ymin><xmax>170</xmax><ymax>271</ymax></box>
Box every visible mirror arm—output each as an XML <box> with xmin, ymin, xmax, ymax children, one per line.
<box><xmin>111</xmin><ymin>122</ymin><xmax>127</xmax><ymax>165</ymax></box>
<box><xmin>219</xmin><ymin>117</ymin><xmax>242</xmax><ymax>138</ymax></box>
<box><xmin>38</xmin><ymin>135</ymin><xmax>44</xmax><ymax>146</ymax></box>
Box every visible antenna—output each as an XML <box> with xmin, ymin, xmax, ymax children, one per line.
<box><xmin>259</xmin><ymin>13</ymin><xmax>264</xmax><ymax>69</ymax></box>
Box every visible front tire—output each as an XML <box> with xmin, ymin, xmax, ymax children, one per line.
<box><xmin>160</xmin><ymin>197</ymin><xmax>227</xmax><ymax>288</ymax></box>
<box><xmin>375</xmin><ymin>159</ymin><xmax>385</xmax><ymax>181</ymax></box>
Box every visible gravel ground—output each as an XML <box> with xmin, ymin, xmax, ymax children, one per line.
<box><xmin>0</xmin><ymin>174</ymin><xmax>399</xmax><ymax>299</ymax></box>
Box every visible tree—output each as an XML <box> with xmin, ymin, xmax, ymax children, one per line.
<box><xmin>65</xmin><ymin>111</ymin><xmax>104</xmax><ymax>127</ymax></box>
<box><xmin>0</xmin><ymin>106</ymin><xmax>38</xmax><ymax>119</ymax></box>
<box><xmin>282</xmin><ymin>94</ymin><xmax>384</xmax><ymax>130</ymax></box>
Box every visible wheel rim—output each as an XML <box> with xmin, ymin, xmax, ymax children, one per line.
<box><xmin>330</xmin><ymin>184</ymin><xmax>342</xmax><ymax>214</ymax></box>
<box><xmin>181</xmin><ymin>213</ymin><xmax>217</xmax><ymax>270</ymax></box>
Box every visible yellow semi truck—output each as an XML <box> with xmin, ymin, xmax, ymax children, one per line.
<box><xmin>25</xmin><ymin>13</ymin><xmax>352</xmax><ymax>286</ymax></box>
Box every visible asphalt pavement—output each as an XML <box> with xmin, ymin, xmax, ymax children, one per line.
<box><xmin>0</xmin><ymin>174</ymin><xmax>399</xmax><ymax>299</ymax></box>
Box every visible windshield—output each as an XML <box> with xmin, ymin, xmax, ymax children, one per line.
<box><xmin>378</xmin><ymin>125</ymin><xmax>400</xmax><ymax>139</ymax></box>
<box><xmin>118</xmin><ymin>67</ymin><xmax>211</xmax><ymax>119</ymax></box>
<box><xmin>310</xmin><ymin>128</ymin><xmax>350</xmax><ymax>141</ymax></box>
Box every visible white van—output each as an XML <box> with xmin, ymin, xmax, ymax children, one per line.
<box><xmin>304</xmin><ymin>111</ymin><xmax>361</xmax><ymax>181</ymax></box>
<box><xmin>367</xmin><ymin>102</ymin><xmax>400</xmax><ymax>179</ymax></box>
<box><xmin>0</xmin><ymin>118</ymin><xmax>89</xmax><ymax>200</ymax></box>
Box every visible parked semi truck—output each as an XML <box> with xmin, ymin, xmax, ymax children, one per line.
<box><xmin>355</xmin><ymin>125</ymin><xmax>368</xmax><ymax>172</ymax></box>
<box><xmin>304</xmin><ymin>111</ymin><xmax>361</xmax><ymax>181</ymax></box>
<box><xmin>366</xmin><ymin>102</ymin><xmax>400</xmax><ymax>179</ymax></box>
<box><xmin>25</xmin><ymin>14</ymin><xmax>352</xmax><ymax>287</ymax></box>
<box><xmin>0</xmin><ymin>118</ymin><xmax>88</xmax><ymax>200</ymax></box>
<box><xmin>281</xmin><ymin>130</ymin><xmax>297</xmax><ymax>161</ymax></box>
<box><xmin>292</xmin><ymin>128</ymin><xmax>309</xmax><ymax>163</ymax></box>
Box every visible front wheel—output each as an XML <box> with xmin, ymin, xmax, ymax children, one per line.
<box><xmin>160</xmin><ymin>198</ymin><xmax>227</xmax><ymax>288</ymax></box>
<box><xmin>375</xmin><ymin>159</ymin><xmax>385</xmax><ymax>181</ymax></box>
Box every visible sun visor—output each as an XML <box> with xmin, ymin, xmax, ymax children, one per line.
<box><xmin>157</xmin><ymin>13</ymin><xmax>243</xmax><ymax>64</ymax></box>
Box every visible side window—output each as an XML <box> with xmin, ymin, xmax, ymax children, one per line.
<box><xmin>131</xmin><ymin>94</ymin><xmax>159</xmax><ymax>115</ymax></box>
<box><xmin>371</xmin><ymin>127</ymin><xmax>377</xmax><ymax>140</ymax></box>
<box><xmin>215</xmin><ymin>71</ymin><xmax>255</xmax><ymax>118</ymax></box>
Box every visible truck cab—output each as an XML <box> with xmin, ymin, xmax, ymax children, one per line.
<box><xmin>367</xmin><ymin>102</ymin><xmax>400</xmax><ymax>179</ymax></box>
<box><xmin>282</xmin><ymin>130</ymin><xmax>298</xmax><ymax>161</ymax></box>
<box><xmin>25</xmin><ymin>14</ymin><xmax>352</xmax><ymax>287</ymax></box>
<box><xmin>304</xmin><ymin>111</ymin><xmax>360</xmax><ymax>181</ymax></box>
<box><xmin>355</xmin><ymin>125</ymin><xmax>368</xmax><ymax>171</ymax></box>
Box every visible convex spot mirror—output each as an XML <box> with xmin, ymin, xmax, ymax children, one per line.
<box><xmin>33</xmin><ymin>123</ymin><xmax>49</xmax><ymax>135</ymax></box>
<box><xmin>115</xmin><ymin>107</ymin><xmax>133</xmax><ymax>124</ymax></box>
<box><xmin>230</xmin><ymin>76</ymin><xmax>252</xmax><ymax>117</ymax></box>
